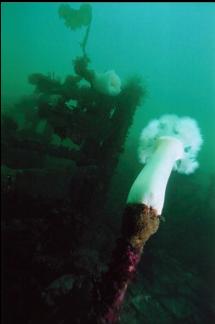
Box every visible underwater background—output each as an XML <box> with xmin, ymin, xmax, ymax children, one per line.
<box><xmin>2</xmin><ymin>2</ymin><xmax>215</xmax><ymax>324</ymax></box>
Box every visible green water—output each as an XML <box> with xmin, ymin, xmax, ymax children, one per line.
<box><xmin>2</xmin><ymin>2</ymin><xmax>215</xmax><ymax>174</ymax></box>
<box><xmin>2</xmin><ymin>3</ymin><xmax>215</xmax><ymax>324</ymax></box>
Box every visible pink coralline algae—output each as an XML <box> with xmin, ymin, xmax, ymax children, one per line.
<box><xmin>94</xmin><ymin>239</ymin><xmax>142</xmax><ymax>323</ymax></box>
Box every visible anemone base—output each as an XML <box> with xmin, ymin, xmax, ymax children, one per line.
<box><xmin>93</xmin><ymin>203</ymin><xmax>160</xmax><ymax>323</ymax></box>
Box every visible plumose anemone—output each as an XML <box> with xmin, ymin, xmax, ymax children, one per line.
<box><xmin>127</xmin><ymin>114</ymin><xmax>203</xmax><ymax>214</ymax></box>
<box><xmin>92</xmin><ymin>70</ymin><xmax>122</xmax><ymax>96</ymax></box>
<box><xmin>95</xmin><ymin>115</ymin><xmax>203</xmax><ymax>323</ymax></box>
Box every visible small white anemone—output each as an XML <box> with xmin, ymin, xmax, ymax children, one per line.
<box><xmin>127</xmin><ymin>114</ymin><xmax>203</xmax><ymax>215</ymax></box>
<box><xmin>65</xmin><ymin>99</ymin><xmax>78</xmax><ymax>110</ymax></box>
<box><xmin>92</xmin><ymin>70</ymin><xmax>121</xmax><ymax>96</ymax></box>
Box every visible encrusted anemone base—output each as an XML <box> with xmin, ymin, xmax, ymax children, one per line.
<box><xmin>93</xmin><ymin>204</ymin><xmax>160</xmax><ymax>324</ymax></box>
<box><xmin>122</xmin><ymin>203</ymin><xmax>160</xmax><ymax>249</ymax></box>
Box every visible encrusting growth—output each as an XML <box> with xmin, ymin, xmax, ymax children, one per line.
<box><xmin>93</xmin><ymin>114</ymin><xmax>203</xmax><ymax>323</ymax></box>
<box><xmin>59</xmin><ymin>3</ymin><xmax>122</xmax><ymax>97</ymax></box>
<box><xmin>94</xmin><ymin>204</ymin><xmax>159</xmax><ymax>323</ymax></box>
<box><xmin>58</xmin><ymin>3</ymin><xmax>92</xmax><ymax>56</ymax></box>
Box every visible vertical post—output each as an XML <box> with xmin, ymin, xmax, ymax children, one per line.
<box><xmin>94</xmin><ymin>204</ymin><xmax>160</xmax><ymax>323</ymax></box>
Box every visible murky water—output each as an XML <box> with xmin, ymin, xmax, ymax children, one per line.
<box><xmin>2</xmin><ymin>3</ymin><xmax>215</xmax><ymax>324</ymax></box>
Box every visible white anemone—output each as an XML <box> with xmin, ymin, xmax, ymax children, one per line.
<box><xmin>93</xmin><ymin>70</ymin><xmax>121</xmax><ymax>96</ymax></box>
<box><xmin>127</xmin><ymin>114</ymin><xmax>203</xmax><ymax>215</ymax></box>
